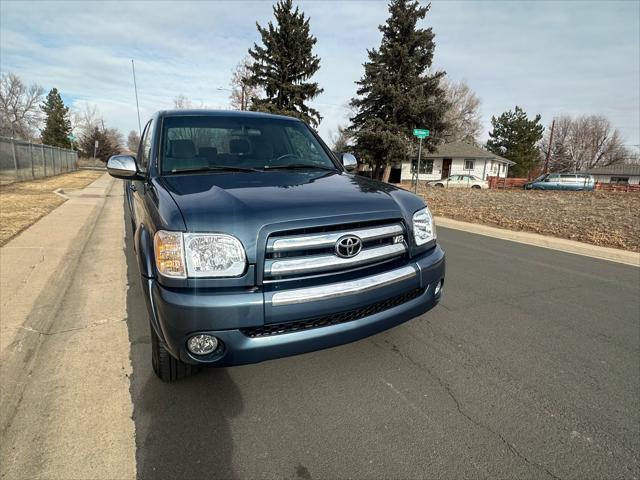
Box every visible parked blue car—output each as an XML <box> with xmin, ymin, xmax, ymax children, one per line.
<box><xmin>524</xmin><ymin>173</ymin><xmax>595</xmax><ymax>191</ymax></box>
<box><xmin>107</xmin><ymin>110</ymin><xmax>445</xmax><ymax>382</ymax></box>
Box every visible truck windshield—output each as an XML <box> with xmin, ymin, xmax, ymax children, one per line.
<box><xmin>160</xmin><ymin>115</ymin><xmax>338</xmax><ymax>174</ymax></box>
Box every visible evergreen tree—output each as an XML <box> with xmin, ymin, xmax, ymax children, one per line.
<box><xmin>40</xmin><ymin>88</ymin><xmax>71</xmax><ymax>148</ymax></box>
<box><xmin>486</xmin><ymin>106</ymin><xmax>544</xmax><ymax>177</ymax></box>
<box><xmin>349</xmin><ymin>0</ymin><xmax>449</xmax><ymax>181</ymax></box>
<box><xmin>247</xmin><ymin>0</ymin><xmax>323</xmax><ymax>127</ymax></box>
<box><xmin>79</xmin><ymin>126</ymin><xmax>117</xmax><ymax>162</ymax></box>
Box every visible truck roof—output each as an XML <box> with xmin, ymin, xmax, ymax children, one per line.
<box><xmin>158</xmin><ymin>109</ymin><xmax>301</xmax><ymax>122</ymax></box>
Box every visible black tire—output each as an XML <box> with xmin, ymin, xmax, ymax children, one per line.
<box><xmin>471</xmin><ymin>185</ymin><xmax>481</xmax><ymax>189</ymax></box>
<box><xmin>435</xmin><ymin>183</ymin><xmax>444</xmax><ymax>188</ymax></box>
<box><xmin>150</xmin><ymin>322</ymin><xmax>198</xmax><ymax>382</ymax></box>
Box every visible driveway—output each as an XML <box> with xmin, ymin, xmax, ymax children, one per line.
<box><xmin>127</xmin><ymin>212</ymin><xmax>639</xmax><ymax>479</ymax></box>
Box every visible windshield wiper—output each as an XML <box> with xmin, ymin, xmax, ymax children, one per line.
<box><xmin>170</xmin><ymin>165</ymin><xmax>261</xmax><ymax>174</ymax></box>
<box><xmin>262</xmin><ymin>163</ymin><xmax>336</xmax><ymax>171</ymax></box>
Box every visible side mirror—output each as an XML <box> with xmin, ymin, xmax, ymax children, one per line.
<box><xmin>340</xmin><ymin>153</ymin><xmax>358</xmax><ymax>172</ymax></box>
<box><xmin>107</xmin><ymin>155</ymin><xmax>141</xmax><ymax>180</ymax></box>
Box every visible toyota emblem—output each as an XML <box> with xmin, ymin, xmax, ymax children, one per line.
<box><xmin>335</xmin><ymin>235</ymin><xmax>362</xmax><ymax>258</ymax></box>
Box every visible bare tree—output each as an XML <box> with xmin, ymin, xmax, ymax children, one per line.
<box><xmin>173</xmin><ymin>95</ymin><xmax>194</xmax><ymax>109</ymax></box>
<box><xmin>441</xmin><ymin>79</ymin><xmax>482</xmax><ymax>144</ymax></box>
<box><xmin>69</xmin><ymin>103</ymin><xmax>124</xmax><ymax>157</ymax></box>
<box><xmin>127</xmin><ymin>130</ymin><xmax>140</xmax><ymax>153</ymax></box>
<box><xmin>541</xmin><ymin>115</ymin><xmax>630</xmax><ymax>171</ymax></box>
<box><xmin>230</xmin><ymin>56</ymin><xmax>260</xmax><ymax>111</ymax></box>
<box><xmin>71</xmin><ymin>103</ymin><xmax>101</xmax><ymax>138</ymax></box>
<box><xmin>0</xmin><ymin>72</ymin><xmax>44</xmax><ymax>140</ymax></box>
<box><xmin>105</xmin><ymin>128</ymin><xmax>124</xmax><ymax>151</ymax></box>
<box><xmin>330</xmin><ymin>125</ymin><xmax>352</xmax><ymax>152</ymax></box>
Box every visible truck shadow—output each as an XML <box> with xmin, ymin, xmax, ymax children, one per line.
<box><xmin>123</xmin><ymin>202</ymin><xmax>243</xmax><ymax>480</ymax></box>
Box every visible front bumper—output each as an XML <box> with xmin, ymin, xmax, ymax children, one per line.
<box><xmin>143</xmin><ymin>245</ymin><xmax>445</xmax><ymax>366</ymax></box>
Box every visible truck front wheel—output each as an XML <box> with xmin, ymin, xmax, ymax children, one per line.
<box><xmin>150</xmin><ymin>323</ymin><xmax>198</xmax><ymax>382</ymax></box>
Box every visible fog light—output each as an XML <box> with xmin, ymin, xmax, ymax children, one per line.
<box><xmin>187</xmin><ymin>334</ymin><xmax>218</xmax><ymax>355</ymax></box>
<box><xmin>434</xmin><ymin>280</ymin><xmax>443</xmax><ymax>296</ymax></box>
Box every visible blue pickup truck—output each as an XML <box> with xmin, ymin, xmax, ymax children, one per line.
<box><xmin>107</xmin><ymin>110</ymin><xmax>445</xmax><ymax>382</ymax></box>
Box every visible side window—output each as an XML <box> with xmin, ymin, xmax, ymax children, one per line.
<box><xmin>418</xmin><ymin>159</ymin><xmax>433</xmax><ymax>174</ymax></box>
<box><xmin>138</xmin><ymin>119</ymin><xmax>154</xmax><ymax>172</ymax></box>
<box><xmin>285</xmin><ymin>126</ymin><xmax>322</xmax><ymax>163</ymax></box>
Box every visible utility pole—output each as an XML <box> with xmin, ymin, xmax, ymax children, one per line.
<box><xmin>131</xmin><ymin>59</ymin><xmax>142</xmax><ymax>136</ymax></box>
<box><xmin>543</xmin><ymin>119</ymin><xmax>555</xmax><ymax>174</ymax></box>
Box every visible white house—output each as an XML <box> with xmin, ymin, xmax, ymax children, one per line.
<box><xmin>400</xmin><ymin>142</ymin><xmax>515</xmax><ymax>182</ymax></box>
<box><xmin>586</xmin><ymin>164</ymin><xmax>640</xmax><ymax>185</ymax></box>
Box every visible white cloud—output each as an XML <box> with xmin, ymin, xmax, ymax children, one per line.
<box><xmin>1</xmin><ymin>0</ymin><xmax>638</xmax><ymax>149</ymax></box>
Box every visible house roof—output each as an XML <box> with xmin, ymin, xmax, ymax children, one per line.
<box><xmin>586</xmin><ymin>164</ymin><xmax>640</xmax><ymax>176</ymax></box>
<box><xmin>423</xmin><ymin>142</ymin><xmax>516</xmax><ymax>165</ymax></box>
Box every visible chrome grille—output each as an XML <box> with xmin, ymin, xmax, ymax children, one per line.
<box><xmin>241</xmin><ymin>287</ymin><xmax>425</xmax><ymax>338</ymax></box>
<box><xmin>264</xmin><ymin>221</ymin><xmax>406</xmax><ymax>281</ymax></box>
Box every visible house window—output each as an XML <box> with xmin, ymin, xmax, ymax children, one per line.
<box><xmin>411</xmin><ymin>159</ymin><xmax>433</xmax><ymax>174</ymax></box>
<box><xmin>610</xmin><ymin>176</ymin><xmax>629</xmax><ymax>185</ymax></box>
<box><xmin>464</xmin><ymin>159</ymin><xmax>475</xmax><ymax>170</ymax></box>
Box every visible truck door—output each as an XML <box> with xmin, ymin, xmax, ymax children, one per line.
<box><xmin>131</xmin><ymin>119</ymin><xmax>153</xmax><ymax>230</ymax></box>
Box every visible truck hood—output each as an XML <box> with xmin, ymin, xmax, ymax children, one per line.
<box><xmin>160</xmin><ymin>170</ymin><xmax>425</xmax><ymax>262</ymax></box>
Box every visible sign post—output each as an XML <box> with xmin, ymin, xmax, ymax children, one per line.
<box><xmin>412</xmin><ymin>129</ymin><xmax>430</xmax><ymax>194</ymax></box>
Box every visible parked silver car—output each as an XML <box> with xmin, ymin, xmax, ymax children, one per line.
<box><xmin>427</xmin><ymin>175</ymin><xmax>488</xmax><ymax>189</ymax></box>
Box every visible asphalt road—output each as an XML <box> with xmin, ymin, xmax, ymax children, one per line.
<box><xmin>125</xmin><ymin>223</ymin><xmax>639</xmax><ymax>479</ymax></box>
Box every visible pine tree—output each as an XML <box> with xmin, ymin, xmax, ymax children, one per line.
<box><xmin>247</xmin><ymin>0</ymin><xmax>323</xmax><ymax>127</ymax></box>
<box><xmin>40</xmin><ymin>88</ymin><xmax>71</xmax><ymax>148</ymax></box>
<box><xmin>349</xmin><ymin>0</ymin><xmax>449</xmax><ymax>181</ymax></box>
<box><xmin>486</xmin><ymin>106</ymin><xmax>544</xmax><ymax>177</ymax></box>
<box><xmin>79</xmin><ymin>126</ymin><xmax>117</xmax><ymax>162</ymax></box>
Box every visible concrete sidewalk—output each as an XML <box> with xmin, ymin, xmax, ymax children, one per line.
<box><xmin>0</xmin><ymin>174</ymin><xmax>135</xmax><ymax>479</ymax></box>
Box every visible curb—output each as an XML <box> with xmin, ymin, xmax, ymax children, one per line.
<box><xmin>434</xmin><ymin>216</ymin><xmax>640</xmax><ymax>267</ymax></box>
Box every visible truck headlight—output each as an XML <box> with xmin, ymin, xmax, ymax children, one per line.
<box><xmin>154</xmin><ymin>231</ymin><xmax>246</xmax><ymax>278</ymax></box>
<box><xmin>412</xmin><ymin>206</ymin><xmax>436</xmax><ymax>245</ymax></box>
<box><xmin>184</xmin><ymin>233</ymin><xmax>246</xmax><ymax>277</ymax></box>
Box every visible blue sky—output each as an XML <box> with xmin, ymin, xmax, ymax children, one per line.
<box><xmin>1</xmin><ymin>0</ymin><xmax>638</xmax><ymax>149</ymax></box>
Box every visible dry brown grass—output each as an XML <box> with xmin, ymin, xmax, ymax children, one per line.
<box><xmin>0</xmin><ymin>170</ymin><xmax>104</xmax><ymax>246</ymax></box>
<box><xmin>400</xmin><ymin>183</ymin><xmax>640</xmax><ymax>252</ymax></box>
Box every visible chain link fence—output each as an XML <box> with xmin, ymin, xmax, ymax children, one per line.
<box><xmin>0</xmin><ymin>136</ymin><xmax>78</xmax><ymax>185</ymax></box>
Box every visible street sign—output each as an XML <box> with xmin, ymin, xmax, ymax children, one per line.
<box><xmin>413</xmin><ymin>128</ymin><xmax>430</xmax><ymax>139</ymax></box>
<box><xmin>67</xmin><ymin>134</ymin><xmax>77</xmax><ymax>142</ymax></box>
